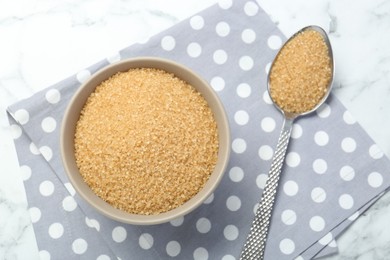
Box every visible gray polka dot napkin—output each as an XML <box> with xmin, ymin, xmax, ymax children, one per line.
<box><xmin>7</xmin><ymin>1</ymin><xmax>390</xmax><ymax>259</ymax></box>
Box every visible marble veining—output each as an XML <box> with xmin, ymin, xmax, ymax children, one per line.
<box><xmin>1</xmin><ymin>0</ymin><xmax>390</xmax><ymax>259</ymax></box>
<box><xmin>327</xmin><ymin>192</ymin><xmax>390</xmax><ymax>260</ymax></box>
<box><xmin>0</xmin><ymin>190</ymin><xmax>38</xmax><ymax>260</ymax></box>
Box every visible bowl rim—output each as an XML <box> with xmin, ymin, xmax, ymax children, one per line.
<box><xmin>60</xmin><ymin>56</ymin><xmax>231</xmax><ymax>225</ymax></box>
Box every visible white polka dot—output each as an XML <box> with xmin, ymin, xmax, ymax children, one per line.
<box><xmin>29</xmin><ymin>207</ymin><xmax>41</xmax><ymax>223</ymax></box>
<box><xmin>258</xmin><ymin>145</ymin><xmax>273</xmax><ymax>161</ymax></box>
<box><xmin>64</xmin><ymin>182</ymin><xmax>76</xmax><ymax>196</ymax></box>
<box><xmin>85</xmin><ymin>217</ymin><xmax>100</xmax><ymax>231</ymax></box>
<box><xmin>328</xmin><ymin>240</ymin><xmax>337</xmax><ymax>248</ymax></box>
<box><xmin>341</xmin><ymin>137</ymin><xmax>357</xmax><ymax>153</ymax></box>
<box><xmin>312</xmin><ymin>159</ymin><xmax>327</xmax><ymax>174</ymax></box>
<box><xmin>223</xmin><ymin>225</ymin><xmax>239</xmax><ymax>241</ymax></box>
<box><xmin>348</xmin><ymin>211</ymin><xmax>359</xmax><ymax>221</ymax></box>
<box><xmin>339</xmin><ymin>194</ymin><xmax>354</xmax><ymax>210</ymax></box>
<box><xmin>218</xmin><ymin>0</ymin><xmax>232</xmax><ymax>9</ymax></box>
<box><xmin>232</xmin><ymin>138</ymin><xmax>246</xmax><ymax>153</ymax></box>
<box><xmin>263</xmin><ymin>90</ymin><xmax>272</xmax><ymax>104</ymax></box>
<box><xmin>203</xmin><ymin>193</ymin><xmax>214</xmax><ymax>204</ymax></box>
<box><xmin>340</xmin><ymin>165</ymin><xmax>355</xmax><ymax>181</ymax></box>
<box><xmin>76</xmin><ymin>70</ymin><xmax>91</xmax><ymax>83</ymax></box>
<box><xmin>10</xmin><ymin>124</ymin><xmax>22</xmax><ymax>139</ymax></box>
<box><xmin>244</xmin><ymin>1</ymin><xmax>259</xmax><ymax>16</ymax></box>
<box><xmin>213</xmin><ymin>49</ymin><xmax>228</xmax><ymax>64</ymax></box>
<box><xmin>29</xmin><ymin>142</ymin><xmax>40</xmax><ymax>155</ymax></box>
<box><xmin>39</xmin><ymin>250</ymin><xmax>51</xmax><ymax>260</ymax></box>
<box><xmin>253</xmin><ymin>203</ymin><xmax>259</xmax><ymax>215</ymax></box>
<box><xmin>318</xmin><ymin>232</ymin><xmax>333</xmax><ymax>245</ymax></box>
<box><xmin>311</xmin><ymin>187</ymin><xmax>326</xmax><ymax>203</ymax></box>
<box><xmin>216</xmin><ymin>21</ymin><xmax>230</xmax><ymax>37</ymax></box>
<box><xmin>166</xmin><ymin>241</ymin><xmax>181</xmax><ymax>257</ymax></box>
<box><xmin>343</xmin><ymin>110</ymin><xmax>356</xmax><ymax>125</ymax></box>
<box><xmin>193</xmin><ymin>247</ymin><xmax>209</xmax><ymax>260</ymax></box>
<box><xmin>261</xmin><ymin>117</ymin><xmax>276</xmax><ymax>132</ymax></box>
<box><xmin>229</xmin><ymin>167</ymin><xmax>244</xmax><ymax>182</ymax></box>
<box><xmin>139</xmin><ymin>233</ymin><xmax>153</xmax><ymax>250</ymax></box>
<box><xmin>161</xmin><ymin>36</ymin><xmax>176</xmax><ymax>51</ymax></box>
<box><xmin>97</xmin><ymin>255</ymin><xmax>111</xmax><ymax>260</ymax></box>
<box><xmin>256</xmin><ymin>174</ymin><xmax>268</xmax><ymax>189</ymax></box>
<box><xmin>286</xmin><ymin>152</ymin><xmax>300</xmax><ymax>167</ymax></box>
<box><xmin>234</xmin><ymin>110</ymin><xmax>249</xmax><ymax>125</ymax></box>
<box><xmin>190</xmin><ymin>15</ymin><xmax>204</xmax><ymax>30</ymax></box>
<box><xmin>106</xmin><ymin>52</ymin><xmax>121</xmax><ymax>64</ymax></box>
<box><xmin>187</xmin><ymin>42</ymin><xmax>202</xmax><ymax>58</ymax></box>
<box><xmin>196</xmin><ymin>217</ymin><xmax>211</xmax><ymax>234</ymax></box>
<box><xmin>41</xmin><ymin>117</ymin><xmax>57</xmax><ymax>133</ymax></box>
<box><xmin>310</xmin><ymin>216</ymin><xmax>326</xmax><ymax>232</ymax></box>
<box><xmin>20</xmin><ymin>165</ymin><xmax>32</xmax><ymax>181</ymax></box>
<box><xmin>170</xmin><ymin>216</ymin><xmax>184</xmax><ymax>226</ymax></box>
<box><xmin>295</xmin><ymin>256</ymin><xmax>304</xmax><ymax>260</ymax></box>
<box><xmin>39</xmin><ymin>180</ymin><xmax>54</xmax><ymax>196</ymax></box>
<box><xmin>236</xmin><ymin>83</ymin><xmax>251</xmax><ymax>98</ymax></box>
<box><xmin>279</xmin><ymin>238</ymin><xmax>295</xmax><ymax>255</ymax></box>
<box><xmin>39</xmin><ymin>146</ymin><xmax>53</xmax><ymax>161</ymax></box>
<box><xmin>222</xmin><ymin>255</ymin><xmax>235</xmax><ymax>260</ymax></box>
<box><xmin>369</xmin><ymin>144</ymin><xmax>384</xmax><ymax>159</ymax></box>
<box><xmin>283</xmin><ymin>180</ymin><xmax>299</xmax><ymax>196</ymax></box>
<box><xmin>62</xmin><ymin>196</ymin><xmax>77</xmax><ymax>212</ymax></box>
<box><xmin>14</xmin><ymin>109</ymin><xmax>29</xmax><ymax>125</ymax></box>
<box><xmin>72</xmin><ymin>238</ymin><xmax>88</xmax><ymax>255</ymax></box>
<box><xmin>48</xmin><ymin>222</ymin><xmax>64</xmax><ymax>239</ymax></box>
<box><xmin>112</xmin><ymin>226</ymin><xmax>127</xmax><ymax>243</ymax></box>
<box><xmin>239</xmin><ymin>56</ymin><xmax>254</xmax><ymax>71</ymax></box>
<box><xmin>242</xmin><ymin>28</ymin><xmax>256</xmax><ymax>44</ymax></box>
<box><xmin>368</xmin><ymin>172</ymin><xmax>383</xmax><ymax>188</ymax></box>
<box><xmin>314</xmin><ymin>131</ymin><xmax>329</xmax><ymax>146</ymax></box>
<box><xmin>291</xmin><ymin>123</ymin><xmax>302</xmax><ymax>139</ymax></box>
<box><xmin>265</xmin><ymin>62</ymin><xmax>272</xmax><ymax>75</ymax></box>
<box><xmin>316</xmin><ymin>104</ymin><xmax>331</xmax><ymax>118</ymax></box>
<box><xmin>210</xmin><ymin>76</ymin><xmax>225</xmax><ymax>91</ymax></box>
<box><xmin>268</xmin><ymin>35</ymin><xmax>283</xmax><ymax>50</ymax></box>
<box><xmin>281</xmin><ymin>209</ymin><xmax>297</xmax><ymax>225</ymax></box>
<box><xmin>226</xmin><ymin>196</ymin><xmax>241</xmax><ymax>211</ymax></box>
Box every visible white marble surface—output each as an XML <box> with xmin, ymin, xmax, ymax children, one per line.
<box><xmin>1</xmin><ymin>0</ymin><xmax>390</xmax><ymax>259</ymax></box>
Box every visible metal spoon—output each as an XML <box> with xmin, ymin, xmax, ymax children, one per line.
<box><xmin>240</xmin><ymin>25</ymin><xmax>334</xmax><ymax>260</ymax></box>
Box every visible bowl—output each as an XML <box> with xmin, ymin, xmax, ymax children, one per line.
<box><xmin>60</xmin><ymin>57</ymin><xmax>230</xmax><ymax>225</ymax></box>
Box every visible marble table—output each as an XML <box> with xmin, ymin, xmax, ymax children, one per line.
<box><xmin>1</xmin><ymin>0</ymin><xmax>389</xmax><ymax>259</ymax></box>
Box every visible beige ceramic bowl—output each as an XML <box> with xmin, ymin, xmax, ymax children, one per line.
<box><xmin>60</xmin><ymin>57</ymin><xmax>230</xmax><ymax>225</ymax></box>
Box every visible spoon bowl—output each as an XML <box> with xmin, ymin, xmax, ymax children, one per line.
<box><xmin>268</xmin><ymin>25</ymin><xmax>334</xmax><ymax>120</ymax></box>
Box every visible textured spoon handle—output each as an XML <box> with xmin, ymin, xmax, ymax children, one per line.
<box><xmin>240</xmin><ymin>118</ymin><xmax>293</xmax><ymax>260</ymax></box>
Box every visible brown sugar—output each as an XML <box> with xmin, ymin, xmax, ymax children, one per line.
<box><xmin>74</xmin><ymin>68</ymin><xmax>219</xmax><ymax>215</ymax></box>
<box><xmin>269</xmin><ymin>29</ymin><xmax>332</xmax><ymax>114</ymax></box>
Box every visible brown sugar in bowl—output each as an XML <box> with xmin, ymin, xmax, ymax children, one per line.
<box><xmin>60</xmin><ymin>57</ymin><xmax>230</xmax><ymax>225</ymax></box>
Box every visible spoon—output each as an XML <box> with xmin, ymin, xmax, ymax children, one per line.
<box><xmin>240</xmin><ymin>25</ymin><xmax>334</xmax><ymax>260</ymax></box>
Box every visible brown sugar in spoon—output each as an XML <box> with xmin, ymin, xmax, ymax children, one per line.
<box><xmin>240</xmin><ymin>25</ymin><xmax>334</xmax><ymax>260</ymax></box>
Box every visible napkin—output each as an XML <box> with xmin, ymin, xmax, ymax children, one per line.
<box><xmin>7</xmin><ymin>0</ymin><xmax>390</xmax><ymax>259</ymax></box>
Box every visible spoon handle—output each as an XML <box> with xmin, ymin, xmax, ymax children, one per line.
<box><xmin>240</xmin><ymin>117</ymin><xmax>293</xmax><ymax>260</ymax></box>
